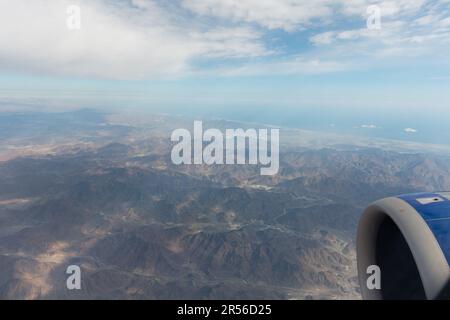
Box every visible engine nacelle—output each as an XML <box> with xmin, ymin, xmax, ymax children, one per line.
<box><xmin>357</xmin><ymin>192</ymin><xmax>450</xmax><ymax>300</ymax></box>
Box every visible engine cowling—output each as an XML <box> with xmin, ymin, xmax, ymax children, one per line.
<box><xmin>357</xmin><ymin>192</ymin><xmax>450</xmax><ymax>300</ymax></box>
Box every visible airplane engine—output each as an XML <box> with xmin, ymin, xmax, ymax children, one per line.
<box><xmin>357</xmin><ymin>193</ymin><xmax>450</xmax><ymax>300</ymax></box>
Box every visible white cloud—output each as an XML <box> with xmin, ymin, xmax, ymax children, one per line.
<box><xmin>439</xmin><ymin>17</ymin><xmax>450</xmax><ymax>27</ymax></box>
<box><xmin>182</xmin><ymin>0</ymin><xmax>430</xmax><ymax>31</ymax></box>
<box><xmin>361</xmin><ymin>124</ymin><xmax>379</xmax><ymax>129</ymax></box>
<box><xmin>309</xmin><ymin>1</ymin><xmax>450</xmax><ymax>60</ymax></box>
<box><xmin>0</xmin><ymin>0</ymin><xmax>269</xmax><ymax>79</ymax></box>
<box><xmin>404</xmin><ymin>128</ymin><xmax>419</xmax><ymax>133</ymax></box>
<box><xmin>0</xmin><ymin>1</ymin><xmax>191</xmax><ymax>79</ymax></box>
<box><xmin>192</xmin><ymin>27</ymin><xmax>270</xmax><ymax>58</ymax></box>
<box><xmin>181</xmin><ymin>0</ymin><xmax>335</xmax><ymax>31</ymax></box>
<box><xmin>0</xmin><ymin>0</ymin><xmax>448</xmax><ymax>80</ymax></box>
<box><xmin>310</xmin><ymin>32</ymin><xmax>336</xmax><ymax>45</ymax></box>
<box><xmin>214</xmin><ymin>57</ymin><xmax>347</xmax><ymax>77</ymax></box>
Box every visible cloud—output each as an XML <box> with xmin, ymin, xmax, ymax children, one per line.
<box><xmin>361</xmin><ymin>124</ymin><xmax>379</xmax><ymax>129</ymax></box>
<box><xmin>309</xmin><ymin>1</ymin><xmax>450</xmax><ymax>60</ymax></box>
<box><xmin>181</xmin><ymin>0</ymin><xmax>432</xmax><ymax>32</ymax></box>
<box><xmin>214</xmin><ymin>57</ymin><xmax>347</xmax><ymax>77</ymax></box>
<box><xmin>404</xmin><ymin>128</ymin><xmax>419</xmax><ymax>133</ymax></box>
<box><xmin>0</xmin><ymin>1</ymin><xmax>190</xmax><ymax>79</ymax></box>
<box><xmin>0</xmin><ymin>0</ymin><xmax>449</xmax><ymax>80</ymax></box>
<box><xmin>0</xmin><ymin>0</ymin><xmax>269</xmax><ymax>79</ymax></box>
<box><xmin>192</xmin><ymin>27</ymin><xmax>270</xmax><ymax>58</ymax></box>
<box><xmin>181</xmin><ymin>0</ymin><xmax>337</xmax><ymax>31</ymax></box>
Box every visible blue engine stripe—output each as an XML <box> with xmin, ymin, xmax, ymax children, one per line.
<box><xmin>398</xmin><ymin>193</ymin><xmax>450</xmax><ymax>265</ymax></box>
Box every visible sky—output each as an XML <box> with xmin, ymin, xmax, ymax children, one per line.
<box><xmin>0</xmin><ymin>0</ymin><xmax>450</xmax><ymax>143</ymax></box>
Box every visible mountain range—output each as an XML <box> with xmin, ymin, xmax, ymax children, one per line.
<box><xmin>0</xmin><ymin>109</ymin><xmax>449</xmax><ymax>299</ymax></box>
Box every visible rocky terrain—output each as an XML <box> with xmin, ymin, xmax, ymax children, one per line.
<box><xmin>0</xmin><ymin>109</ymin><xmax>449</xmax><ymax>300</ymax></box>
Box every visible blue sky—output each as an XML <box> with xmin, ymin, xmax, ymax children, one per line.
<box><xmin>0</xmin><ymin>0</ymin><xmax>450</xmax><ymax>142</ymax></box>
